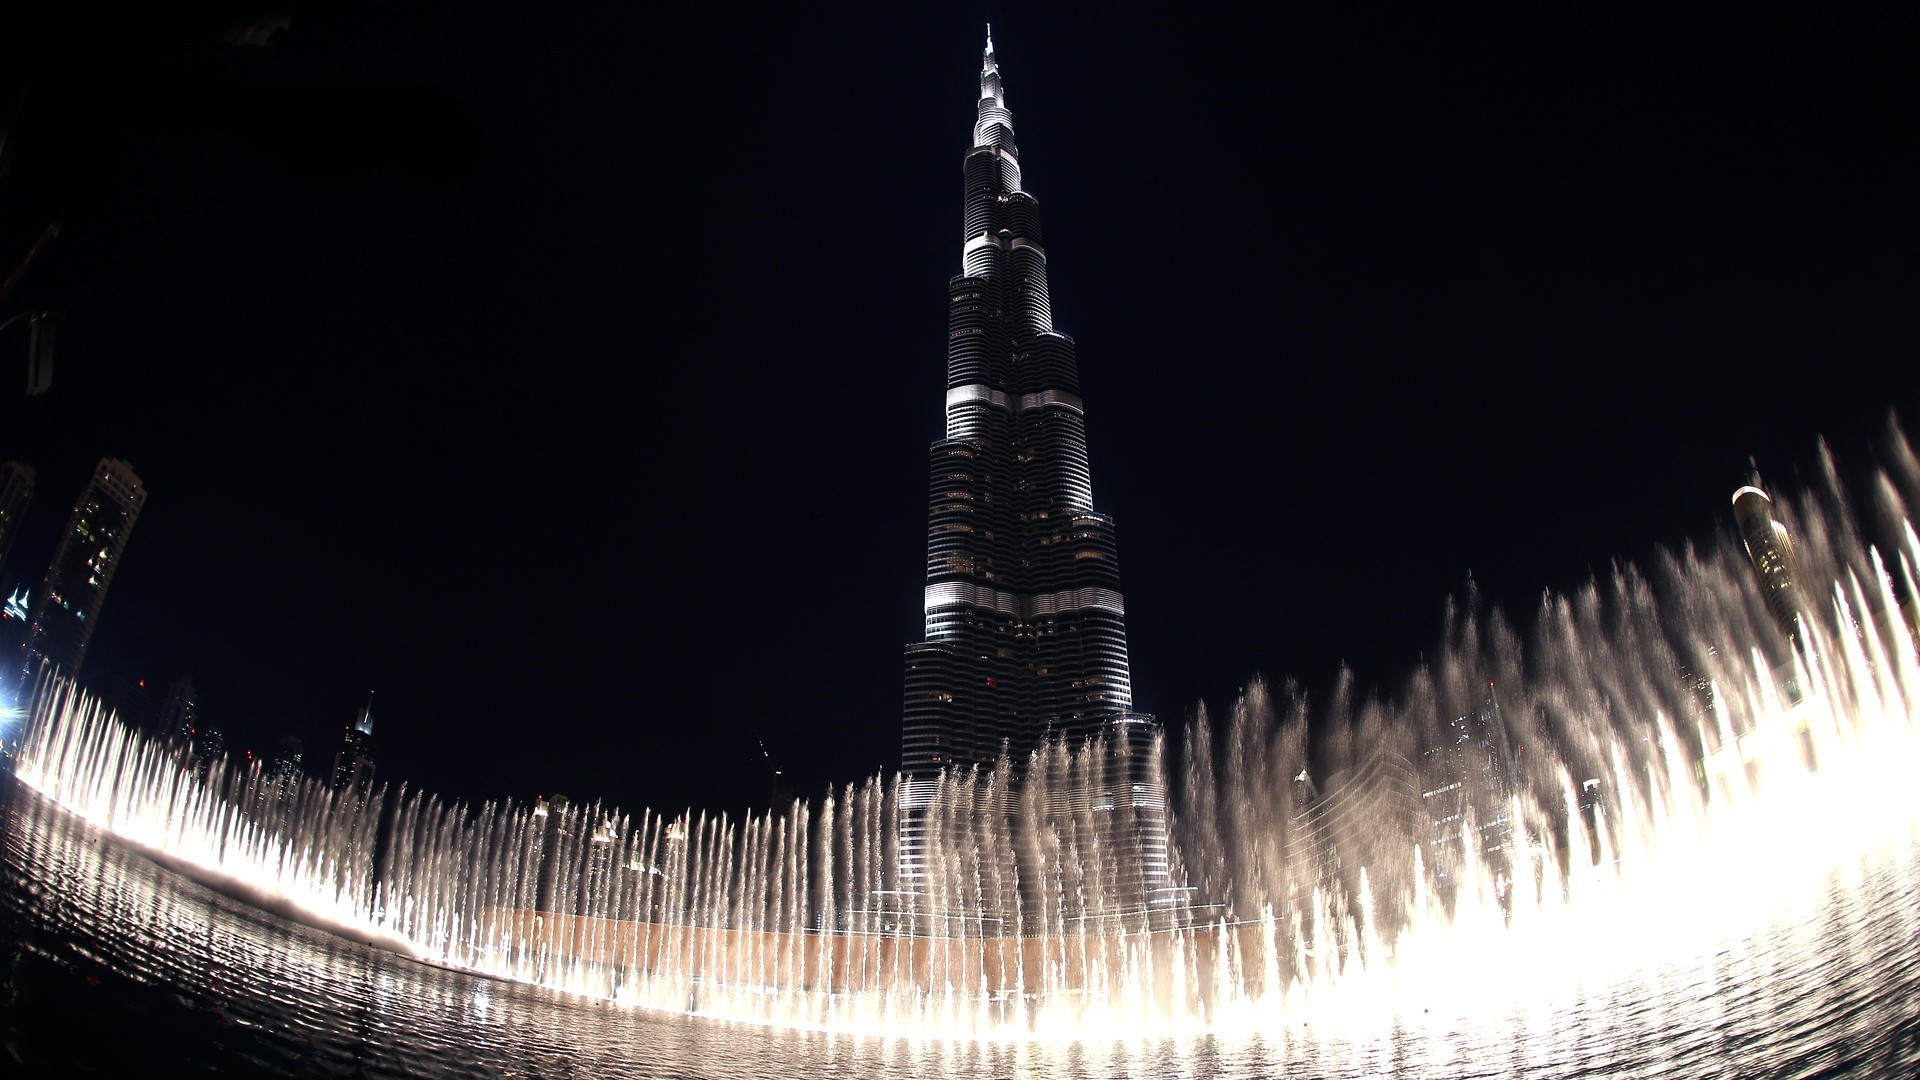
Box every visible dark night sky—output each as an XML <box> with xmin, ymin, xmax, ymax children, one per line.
<box><xmin>0</xmin><ymin>4</ymin><xmax>1912</xmax><ymax>818</ymax></box>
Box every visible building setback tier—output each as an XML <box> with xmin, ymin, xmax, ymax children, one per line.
<box><xmin>901</xmin><ymin>31</ymin><xmax>1147</xmax><ymax>779</ymax></box>
<box><xmin>897</xmin><ymin>31</ymin><xmax>1180</xmax><ymax>926</ymax></box>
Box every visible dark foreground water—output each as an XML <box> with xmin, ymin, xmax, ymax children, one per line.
<box><xmin>4</xmin><ymin>774</ymin><xmax>1920</xmax><ymax>1078</ymax></box>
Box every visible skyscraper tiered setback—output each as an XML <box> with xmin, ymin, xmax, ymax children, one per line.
<box><xmin>900</xmin><ymin>31</ymin><xmax>1173</xmax><ymax>920</ymax></box>
<box><xmin>903</xmin><ymin>31</ymin><xmax>1145</xmax><ymax>777</ymax></box>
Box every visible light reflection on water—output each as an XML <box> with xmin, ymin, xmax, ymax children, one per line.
<box><xmin>3</xmin><ymin>774</ymin><xmax>1918</xmax><ymax>1077</ymax></box>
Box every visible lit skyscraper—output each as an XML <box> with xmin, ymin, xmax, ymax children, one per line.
<box><xmin>902</xmin><ymin>31</ymin><xmax>1148</xmax><ymax>776</ymax></box>
<box><xmin>190</xmin><ymin>725</ymin><xmax>225</xmax><ymax>782</ymax></box>
<box><xmin>155</xmin><ymin>675</ymin><xmax>200</xmax><ymax>743</ymax></box>
<box><xmin>331</xmin><ymin>699</ymin><xmax>377</xmax><ymax>807</ymax></box>
<box><xmin>1420</xmin><ymin>682</ymin><xmax>1517</xmax><ymax>886</ymax></box>
<box><xmin>1732</xmin><ymin>485</ymin><xmax>1808</xmax><ymax>649</ymax></box>
<box><xmin>263</xmin><ymin>735</ymin><xmax>305</xmax><ymax>811</ymax></box>
<box><xmin>899</xmin><ymin>32</ymin><xmax>1170</xmax><ymax>917</ymax></box>
<box><xmin>20</xmin><ymin>458</ymin><xmax>146</xmax><ymax>684</ymax></box>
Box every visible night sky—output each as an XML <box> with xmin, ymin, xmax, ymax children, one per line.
<box><xmin>0</xmin><ymin>5</ymin><xmax>1912</xmax><ymax>818</ymax></box>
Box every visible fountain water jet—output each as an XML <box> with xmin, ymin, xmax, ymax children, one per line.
<box><xmin>9</xmin><ymin>419</ymin><xmax>1920</xmax><ymax>1045</ymax></box>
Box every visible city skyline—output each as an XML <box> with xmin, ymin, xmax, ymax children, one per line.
<box><xmin>0</xmin><ymin>7</ymin><xmax>1911</xmax><ymax>817</ymax></box>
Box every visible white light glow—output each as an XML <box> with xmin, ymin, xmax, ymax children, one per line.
<box><xmin>9</xmin><ymin>431</ymin><xmax>1920</xmax><ymax>1049</ymax></box>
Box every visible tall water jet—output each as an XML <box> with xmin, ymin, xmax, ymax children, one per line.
<box><xmin>7</xmin><ymin>421</ymin><xmax>1920</xmax><ymax>1045</ymax></box>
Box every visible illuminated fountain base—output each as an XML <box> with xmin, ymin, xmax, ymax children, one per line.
<box><xmin>9</xmin><ymin>426</ymin><xmax>1920</xmax><ymax>1060</ymax></box>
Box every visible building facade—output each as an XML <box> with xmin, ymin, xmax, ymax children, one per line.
<box><xmin>1420</xmin><ymin>681</ymin><xmax>1518</xmax><ymax>892</ymax></box>
<box><xmin>899</xmin><ymin>32</ymin><xmax>1172</xmax><ymax>922</ymax></box>
<box><xmin>331</xmin><ymin>701</ymin><xmax>377</xmax><ymax>807</ymax></box>
<box><xmin>257</xmin><ymin>734</ymin><xmax>305</xmax><ymax>814</ymax></box>
<box><xmin>1732</xmin><ymin>485</ymin><xmax>1808</xmax><ymax>650</ymax></box>
<box><xmin>155</xmin><ymin>675</ymin><xmax>200</xmax><ymax>743</ymax></box>
<box><xmin>903</xmin><ymin>31</ymin><xmax>1148</xmax><ymax>777</ymax></box>
<box><xmin>1293</xmin><ymin>747</ymin><xmax>1425</xmax><ymax>932</ymax></box>
<box><xmin>20</xmin><ymin>458</ymin><xmax>146</xmax><ymax>685</ymax></box>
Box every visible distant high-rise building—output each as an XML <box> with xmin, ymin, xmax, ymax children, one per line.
<box><xmin>1420</xmin><ymin>682</ymin><xmax>1517</xmax><ymax>888</ymax></box>
<box><xmin>155</xmin><ymin>676</ymin><xmax>200</xmax><ymax>743</ymax></box>
<box><xmin>1732</xmin><ymin>484</ymin><xmax>1815</xmax><ymax>710</ymax></box>
<box><xmin>19</xmin><ymin>458</ymin><xmax>146</xmax><ymax>684</ymax></box>
<box><xmin>330</xmin><ymin>698</ymin><xmax>377</xmax><ymax>806</ymax></box>
<box><xmin>263</xmin><ymin>735</ymin><xmax>305</xmax><ymax>810</ymax></box>
<box><xmin>0</xmin><ymin>461</ymin><xmax>33</xmax><ymax>577</ymax></box>
<box><xmin>533</xmin><ymin>793</ymin><xmax>574</xmax><ymax>913</ymax></box>
<box><xmin>1295</xmin><ymin>748</ymin><xmax>1424</xmax><ymax>909</ymax></box>
<box><xmin>270</xmin><ymin>735</ymin><xmax>303</xmax><ymax>785</ymax></box>
<box><xmin>897</xmin><ymin>32</ymin><xmax>1172</xmax><ymax>920</ymax></box>
<box><xmin>24</xmin><ymin>313</ymin><xmax>54</xmax><ymax>396</ymax></box>
<box><xmin>1732</xmin><ymin>485</ymin><xmax>1808</xmax><ymax>649</ymax></box>
<box><xmin>191</xmin><ymin>725</ymin><xmax>226</xmax><ymax>781</ymax></box>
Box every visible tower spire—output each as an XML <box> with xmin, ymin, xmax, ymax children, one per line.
<box><xmin>980</xmin><ymin>24</ymin><xmax>1004</xmax><ymax>108</ymax></box>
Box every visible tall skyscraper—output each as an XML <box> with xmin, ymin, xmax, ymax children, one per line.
<box><xmin>263</xmin><ymin>735</ymin><xmax>305</xmax><ymax>811</ymax></box>
<box><xmin>191</xmin><ymin>725</ymin><xmax>226</xmax><ymax>782</ymax></box>
<box><xmin>0</xmin><ymin>461</ymin><xmax>33</xmax><ymax>577</ymax></box>
<box><xmin>532</xmin><ymin>793</ymin><xmax>574</xmax><ymax>913</ymax></box>
<box><xmin>155</xmin><ymin>675</ymin><xmax>200</xmax><ymax>743</ymax></box>
<box><xmin>331</xmin><ymin>698</ymin><xmax>377</xmax><ymax>807</ymax></box>
<box><xmin>1732</xmin><ymin>485</ymin><xmax>1808</xmax><ymax>649</ymax></box>
<box><xmin>20</xmin><ymin>458</ymin><xmax>146</xmax><ymax>684</ymax></box>
<box><xmin>902</xmin><ymin>30</ymin><xmax>1148</xmax><ymax>776</ymax></box>
<box><xmin>1420</xmin><ymin>682</ymin><xmax>1517</xmax><ymax>887</ymax></box>
<box><xmin>899</xmin><ymin>32</ymin><xmax>1171</xmax><ymax>918</ymax></box>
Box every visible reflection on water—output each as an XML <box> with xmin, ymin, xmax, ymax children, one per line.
<box><xmin>4</xmin><ymin>772</ymin><xmax>1919</xmax><ymax>1077</ymax></box>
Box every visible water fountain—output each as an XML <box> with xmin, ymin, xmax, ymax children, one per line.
<box><xmin>6</xmin><ymin>419</ymin><xmax>1920</xmax><ymax>1071</ymax></box>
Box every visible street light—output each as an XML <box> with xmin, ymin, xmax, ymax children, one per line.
<box><xmin>0</xmin><ymin>310</ymin><xmax>55</xmax><ymax>395</ymax></box>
